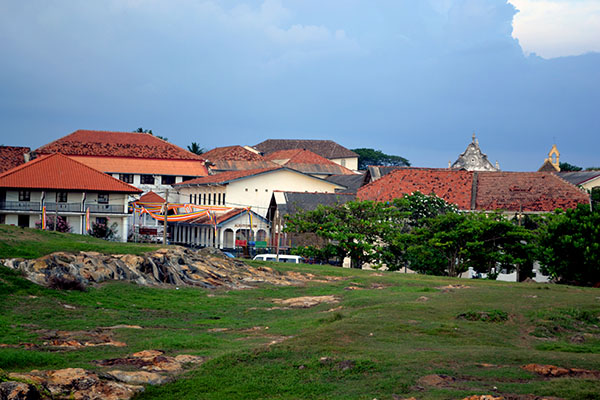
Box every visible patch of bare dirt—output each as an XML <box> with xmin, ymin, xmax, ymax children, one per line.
<box><xmin>272</xmin><ymin>295</ymin><xmax>340</xmax><ymax>308</ymax></box>
<box><xmin>417</xmin><ymin>374</ymin><xmax>456</xmax><ymax>387</ymax></box>
<box><xmin>522</xmin><ymin>364</ymin><xmax>600</xmax><ymax>379</ymax></box>
<box><xmin>0</xmin><ymin>327</ymin><xmax>139</xmax><ymax>350</ymax></box>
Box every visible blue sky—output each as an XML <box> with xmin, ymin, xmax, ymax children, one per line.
<box><xmin>0</xmin><ymin>0</ymin><xmax>598</xmax><ymax>171</ymax></box>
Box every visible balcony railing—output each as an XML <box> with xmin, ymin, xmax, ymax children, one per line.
<box><xmin>45</xmin><ymin>202</ymin><xmax>84</xmax><ymax>212</ymax></box>
<box><xmin>0</xmin><ymin>201</ymin><xmax>125</xmax><ymax>214</ymax></box>
<box><xmin>86</xmin><ymin>204</ymin><xmax>125</xmax><ymax>214</ymax></box>
<box><xmin>0</xmin><ymin>201</ymin><xmax>41</xmax><ymax>211</ymax></box>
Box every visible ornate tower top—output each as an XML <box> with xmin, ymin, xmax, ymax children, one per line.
<box><xmin>451</xmin><ymin>133</ymin><xmax>499</xmax><ymax>172</ymax></box>
<box><xmin>538</xmin><ymin>144</ymin><xmax>560</xmax><ymax>172</ymax></box>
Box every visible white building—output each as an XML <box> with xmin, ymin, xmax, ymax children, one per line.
<box><xmin>0</xmin><ymin>153</ymin><xmax>142</xmax><ymax>241</ymax></box>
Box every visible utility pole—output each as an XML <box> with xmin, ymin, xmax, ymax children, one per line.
<box><xmin>275</xmin><ymin>210</ymin><xmax>280</xmax><ymax>262</ymax></box>
<box><xmin>163</xmin><ymin>189</ymin><xmax>169</xmax><ymax>245</ymax></box>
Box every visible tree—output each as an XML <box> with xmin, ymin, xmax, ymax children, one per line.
<box><xmin>559</xmin><ymin>162</ymin><xmax>582</xmax><ymax>171</ymax></box>
<box><xmin>187</xmin><ymin>142</ymin><xmax>205</xmax><ymax>155</ymax></box>
<box><xmin>351</xmin><ymin>148</ymin><xmax>410</xmax><ymax>170</ymax></box>
<box><xmin>134</xmin><ymin>127</ymin><xmax>168</xmax><ymax>142</ymax></box>
<box><xmin>285</xmin><ymin>201</ymin><xmax>390</xmax><ymax>268</ymax></box>
<box><xmin>536</xmin><ymin>205</ymin><xmax>600</xmax><ymax>286</ymax></box>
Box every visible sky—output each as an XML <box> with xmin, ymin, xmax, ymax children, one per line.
<box><xmin>0</xmin><ymin>0</ymin><xmax>598</xmax><ymax>171</ymax></box>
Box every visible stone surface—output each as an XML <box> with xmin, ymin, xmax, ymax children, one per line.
<box><xmin>1</xmin><ymin>247</ymin><xmax>336</xmax><ymax>290</ymax></box>
<box><xmin>0</xmin><ymin>381</ymin><xmax>41</xmax><ymax>400</ymax></box>
<box><xmin>417</xmin><ymin>374</ymin><xmax>456</xmax><ymax>387</ymax></box>
<box><xmin>273</xmin><ymin>295</ymin><xmax>340</xmax><ymax>308</ymax></box>
<box><xmin>107</xmin><ymin>370</ymin><xmax>168</xmax><ymax>385</ymax></box>
<box><xmin>522</xmin><ymin>364</ymin><xmax>600</xmax><ymax>379</ymax></box>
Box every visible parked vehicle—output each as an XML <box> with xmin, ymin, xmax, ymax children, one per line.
<box><xmin>252</xmin><ymin>254</ymin><xmax>304</xmax><ymax>264</ymax></box>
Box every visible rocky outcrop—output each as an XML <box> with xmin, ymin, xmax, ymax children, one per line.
<box><xmin>2</xmin><ymin>350</ymin><xmax>205</xmax><ymax>400</ymax></box>
<box><xmin>2</xmin><ymin>247</ymin><xmax>317</xmax><ymax>290</ymax></box>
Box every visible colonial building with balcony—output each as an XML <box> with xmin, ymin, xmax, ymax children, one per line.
<box><xmin>0</xmin><ymin>153</ymin><xmax>142</xmax><ymax>241</ymax></box>
<box><xmin>34</xmin><ymin>130</ymin><xmax>209</xmax><ymax>199</ymax></box>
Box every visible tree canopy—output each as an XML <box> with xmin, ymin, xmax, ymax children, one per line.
<box><xmin>134</xmin><ymin>127</ymin><xmax>168</xmax><ymax>142</ymax></box>
<box><xmin>187</xmin><ymin>142</ymin><xmax>205</xmax><ymax>155</ymax></box>
<box><xmin>559</xmin><ymin>162</ymin><xmax>582</xmax><ymax>171</ymax></box>
<box><xmin>351</xmin><ymin>148</ymin><xmax>410</xmax><ymax>170</ymax></box>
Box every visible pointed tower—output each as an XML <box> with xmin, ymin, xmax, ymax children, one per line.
<box><xmin>451</xmin><ymin>133</ymin><xmax>499</xmax><ymax>171</ymax></box>
<box><xmin>538</xmin><ymin>145</ymin><xmax>560</xmax><ymax>172</ymax></box>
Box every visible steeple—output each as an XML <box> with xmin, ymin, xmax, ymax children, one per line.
<box><xmin>538</xmin><ymin>144</ymin><xmax>561</xmax><ymax>172</ymax></box>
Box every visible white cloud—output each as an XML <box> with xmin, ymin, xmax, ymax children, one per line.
<box><xmin>510</xmin><ymin>0</ymin><xmax>600</xmax><ymax>58</ymax></box>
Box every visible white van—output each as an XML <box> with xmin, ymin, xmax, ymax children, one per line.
<box><xmin>252</xmin><ymin>254</ymin><xmax>303</xmax><ymax>264</ymax></box>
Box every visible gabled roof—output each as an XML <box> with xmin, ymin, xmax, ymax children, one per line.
<box><xmin>364</xmin><ymin>166</ymin><xmax>408</xmax><ymax>184</ymax></box>
<box><xmin>557</xmin><ymin>171</ymin><xmax>600</xmax><ymax>186</ymax></box>
<box><xmin>325</xmin><ymin>173</ymin><xmax>366</xmax><ymax>193</ymax></box>
<box><xmin>265</xmin><ymin>149</ymin><xmax>355</xmax><ymax>175</ymax></box>
<box><xmin>538</xmin><ymin>159</ymin><xmax>560</xmax><ymax>172</ymax></box>
<box><xmin>175</xmin><ymin>167</ymin><xmax>282</xmax><ymax>186</ymax></box>
<box><xmin>358</xmin><ymin>168</ymin><xmax>473</xmax><ymax>209</ymax></box>
<box><xmin>67</xmin><ymin>156</ymin><xmax>208</xmax><ymax>176</ymax></box>
<box><xmin>254</xmin><ymin>139</ymin><xmax>358</xmax><ymax>159</ymax></box>
<box><xmin>357</xmin><ymin>168</ymin><xmax>589</xmax><ymax>212</ymax></box>
<box><xmin>35</xmin><ymin>130</ymin><xmax>204</xmax><ymax>161</ymax></box>
<box><xmin>0</xmin><ymin>146</ymin><xmax>30</xmax><ymax>173</ymax></box>
<box><xmin>203</xmin><ymin>145</ymin><xmax>266</xmax><ymax>161</ymax></box>
<box><xmin>138</xmin><ymin>191</ymin><xmax>165</xmax><ymax>203</ymax></box>
<box><xmin>272</xmin><ymin>191</ymin><xmax>356</xmax><ymax>217</ymax></box>
<box><xmin>476</xmin><ymin>172</ymin><xmax>589</xmax><ymax>212</ymax></box>
<box><xmin>0</xmin><ymin>153</ymin><xmax>142</xmax><ymax>193</ymax></box>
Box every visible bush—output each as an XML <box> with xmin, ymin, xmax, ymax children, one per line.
<box><xmin>35</xmin><ymin>216</ymin><xmax>71</xmax><ymax>233</ymax></box>
<box><xmin>88</xmin><ymin>221</ymin><xmax>120</xmax><ymax>241</ymax></box>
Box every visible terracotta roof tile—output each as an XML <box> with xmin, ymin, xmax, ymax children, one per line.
<box><xmin>175</xmin><ymin>167</ymin><xmax>282</xmax><ymax>186</ymax></box>
<box><xmin>475</xmin><ymin>172</ymin><xmax>589</xmax><ymax>212</ymax></box>
<box><xmin>358</xmin><ymin>168</ymin><xmax>589</xmax><ymax>212</ymax></box>
<box><xmin>203</xmin><ymin>146</ymin><xmax>266</xmax><ymax>161</ymax></box>
<box><xmin>36</xmin><ymin>130</ymin><xmax>204</xmax><ymax>161</ymax></box>
<box><xmin>0</xmin><ymin>146</ymin><xmax>30</xmax><ymax>173</ymax></box>
<box><xmin>266</xmin><ymin>149</ymin><xmax>355</xmax><ymax>175</ymax></box>
<box><xmin>357</xmin><ymin>168</ymin><xmax>473</xmax><ymax>209</ymax></box>
<box><xmin>138</xmin><ymin>191</ymin><xmax>165</xmax><ymax>203</ymax></box>
<box><xmin>68</xmin><ymin>156</ymin><xmax>208</xmax><ymax>176</ymax></box>
<box><xmin>0</xmin><ymin>153</ymin><xmax>142</xmax><ymax>193</ymax></box>
<box><xmin>254</xmin><ymin>139</ymin><xmax>358</xmax><ymax>159</ymax></box>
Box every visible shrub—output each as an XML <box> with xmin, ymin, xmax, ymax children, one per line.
<box><xmin>35</xmin><ymin>216</ymin><xmax>71</xmax><ymax>233</ymax></box>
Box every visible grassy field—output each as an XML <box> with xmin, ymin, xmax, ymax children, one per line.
<box><xmin>0</xmin><ymin>225</ymin><xmax>162</xmax><ymax>259</ymax></box>
<box><xmin>1</xmin><ymin>247</ymin><xmax>600</xmax><ymax>400</ymax></box>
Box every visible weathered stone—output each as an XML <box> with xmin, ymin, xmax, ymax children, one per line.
<box><xmin>522</xmin><ymin>363</ymin><xmax>600</xmax><ymax>379</ymax></box>
<box><xmin>2</xmin><ymin>246</ymin><xmax>337</xmax><ymax>291</ymax></box>
<box><xmin>0</xmin><ymin>381</ymin><xmax>41</xmax><ymax>400</ymax></box>
<box><xmin>273</xmin><ymin>295</ymin><xmax>339</xmax><ymax>308</ymax></box>
<box><xmin>174</xmin><ymin>355</ymin><xmax>205</xmax><ymax>364</ymax></box>
<box><xmin>107</xmin><ymin>370</ymin><xmax>168</xmax><ymax>385</ymax></box>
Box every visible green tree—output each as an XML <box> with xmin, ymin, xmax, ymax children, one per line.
<box><xmin>559</xmin><ymin>162</ymin><xmax>582</xmax><ymax>171</ymax></box>
<box><xmin>536</xmin><ymin>204</ymin><xmax>600</xmax><ymax>286</ymax></box>
<box><xmin>285</xmin><ymin>201</ymin><xmax>389</xmax><ymax>268</ymax></box>
<box><xmin>187</xmin><ymin>142</ymin><xmax>205</xmax><ymax>155</ymax></box>
<box><xmin>351</xmin><ymin>148</ymin><xmax>410</xmax><ymax>170</ymax></box>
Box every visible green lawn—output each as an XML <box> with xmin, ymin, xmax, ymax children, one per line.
<box><xmin>1</xmin><ymin>253</ymin><xmax>599</xmax><ymax>399</ymax></box>
<box><xmin>0</xmin><ymin>224</ymin><xmax>162</xmax><ymax>259</ymax></box>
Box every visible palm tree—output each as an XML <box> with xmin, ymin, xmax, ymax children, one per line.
<box><xmin>187</xmin><ymin>142</ymin><xmax>205</xmax><ymax>155</ymax></box>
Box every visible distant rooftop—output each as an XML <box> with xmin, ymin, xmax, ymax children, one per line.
<box><xmin>254</xmin><ymin>139</ymin><xmax>358</xmax><ymax>159</ymax></box>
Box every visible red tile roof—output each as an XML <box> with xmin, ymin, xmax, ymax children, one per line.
<box><xmin>358</xmin><ymin>168</ymin><xmax>589</xmax><ymax>212</ymax></box>
<box><xmin>203</xmin><ymin>146</ymin><xmax>266</xmax><ymax>161</ymax></box>
<box><xmin>0</xmin><ymin>146</ymin><xmax>30</xmax><ymax>173</ymax></box>
<box><xmin>138</xmin><ymin>191</ymin><xmax>165</xmax><ymax>203</ymax></box>
<box><xmin>254</xmin><ymin>139</ymin><xmax>358</xmax><ymax>159</ymax></box>
<box><xmin>68</xmin><ymin>156</ymin><xmax>208</xmax><ymax>176</ymax></box>
<box><xmin>265</xmin><ymin>149</ymin><xmax>355</xmax><ymax>175</ymax></box>
<box><xmin>36</xmin><ymin>130</ymin><xmax>204</xmax><ymax>161</ymax></box>
<box><xmin>0</xmin><ymin>153</ymin><xmax>142</xmax><ymax>193</ymax></box>
<box><xmin>175</xmin><ymin>167</ymin><xmax>282</xmax><ymax>186</ymax></box>
<box><xmin>475</xmin><ymin>172</ymin><xmax>589</xmax><ymax>212</ymax></box>
<box><xmin>358</xmin><ymin>168</ymin><xmax>473</xmax><ymax>209</ymax></box>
